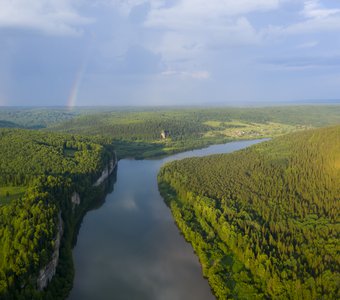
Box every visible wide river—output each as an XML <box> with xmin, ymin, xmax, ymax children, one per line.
<box><xmin>68</xmin><ymin>139</ymin><xmax>264</xmax><ymax>300</ymax></box>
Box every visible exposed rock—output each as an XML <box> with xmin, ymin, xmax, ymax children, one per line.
<box><xmin>36</xmin><ymin>153</ymin><xmax>116</xmax><ymax>291</ymax></box>
<box><xmin>93</xmin><ymin>155</ymin><xmax>117</xmax><ymax>187</ymax></box>
<box><xmin>161</xmin><ymin>130</ymin><xmax>170</xmax><ymax>139</ymax></box>
<box><xmin>71</xmin><ymin>191</ymin><xmax>81</xmax><ymax>208</ymax></box>
<box><xmin>37</xmin><ymin>212</ymin><xmax>63</xmax><ymax>290</ymax></box>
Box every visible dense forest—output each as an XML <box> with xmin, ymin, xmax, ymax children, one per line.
<box><xmin>50</xmin><ymin>106</ymin><xmax>340</xmax><ymax>158</ymax></box>
<box><xmin>0</xmin><ymin>129</ymin><xmax>113</xmax><ymax>186</ymax></box>
<box><xmin>0</xmin><ymin>109</ymin><xmax>81</xmax><ymax>129</ymax></box>
<box><xmin>1</xmin><ymin>106</ymin><xmax>340</xmax><ymax>158</ymax></box>
<box><xmin>158</xmin><ymin>126</ymin><xmax>340</xmax><ymax>299</ymax></box>
<box><xmin>0</xmin><ymin>129</ymin><xmax>115</xmax><ymax>299</ymax></box>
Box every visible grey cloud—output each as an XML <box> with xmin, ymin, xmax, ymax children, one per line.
<box><xmin>118</xmin><ymin>46</ymin><xmax>163</xmax><ymax>74</ymax></box>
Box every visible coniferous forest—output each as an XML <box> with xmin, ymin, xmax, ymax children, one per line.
<box><xmin>158</xmin><ymin>125</ymin><xmax>340</xmax><ymax>299</ymax></box>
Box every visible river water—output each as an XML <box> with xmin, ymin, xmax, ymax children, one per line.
<box><xmin>68</xmin><ymin>139</ymin><xmax>264</xmax><ymax>300</ymax></box>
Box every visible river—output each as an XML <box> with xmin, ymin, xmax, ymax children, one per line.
<box><xmin>68</xmin><ymin>139</ymin><xmax>265</xmax><ymax>300</ymax></box>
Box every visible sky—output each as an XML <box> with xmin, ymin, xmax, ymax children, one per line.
<box><xmin>0</xmin><ymin>0</ymin><xmax>339</xmax><ymax>107</ymax></box>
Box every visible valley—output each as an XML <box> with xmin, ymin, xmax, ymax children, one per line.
<box><xmin>0</xmin><ymin>106</ymin><xmax>339</xmax><ymax>299</ymax></box>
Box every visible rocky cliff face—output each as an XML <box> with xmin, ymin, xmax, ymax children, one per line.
<box><xmin>36</xmin><ymin>154</ymin><xmax>116</xmax><ymax>291</ymax></box>
<box><xmin>93</xmin><ymin>156</ymin><xmax>117</xmax><ymax>187</ymax></box>
<box><xmin>71</xmin><ymin>191</ymin><xmax>81</xmax><ymax>210</ymax></box>
<box><xmin>37</xmin><ymin>212</ymin><xmax>63</xmax><ymax>290</ymax></box>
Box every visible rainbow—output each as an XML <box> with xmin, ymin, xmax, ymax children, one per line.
<box><xmin>67</xmin><ymin>67</ymin><xmax>84</xmax><ymax>110</ymax></box>
<box><xmin>67</xmin><ymin>47</ymin><xmax>91</xmax><ymax>110</ymax></box>
<box><xmin>66</xmin><ymin>63</ymin><xmax>85</xmax><ymax>110</ymax></box>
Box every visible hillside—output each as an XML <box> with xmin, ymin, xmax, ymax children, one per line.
<box><xmin>0</xmin><ymin>108</ymin><xmax>81</xmax><ymax>129</ymax></box>
<box><xmin>158</xmin><ymin>126</ymin><xmax>340</xmax><ymax>299</ymax></box>
<box><xmin>0</xmin><ymin>129</ymin><xmax>113</xmax><ymax>187</ymax></box>
<box><xmin>50</xmin><ymin>106</ymin><xmax>340</xmax><ymax>158</ymax></box>
<box><xmin>0</xmin><ymin>129</ymin><xmax>115</xmax><ymax>299</ymax></box>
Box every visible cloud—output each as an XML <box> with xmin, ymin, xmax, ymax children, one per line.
<box><xmin>162</xmin><ymin>70</ymin><xmax>210</xmax><ymax>79</ymax></box>
<box><xmin>265</xmin><ymin>0</ymin><xmax>340</xmax><ymax>36</ymax></box>
<box><xmin>138</xmin><ymin>1</ymin><xmax>279</xmax><ymax>73</ymax></box>
<box><xmin>303</xmin><ymin>0</ymin><xmax>340</xmax><ymax>19</ymax></box>
<box><xmin>119</xmin><ymin>45</ymin><xmax>163</xmax><ymax>74</ymax></box>
<box><xmin>109</xmin><ymin>0</ymin><xmax>267</xmax><ymax>54</ymax></box>
<box><xmin>144</xmin><ymin>0</ymin><xmax>282</xmax><ymax>29</ymax></box>
<box><xmin>2</xmin><ymin>0</ymin><xmax>340</xmax><ymax>105</ymax></box>
<box><xmin>0</xmin><ymin>0</ymin><xmax>92</xmax><ymax>35</ymax></box>
<box><xmin>106</xmin><ymin>0</ymin><xmax>166</xmax><ymax>16</ymax></box>
<box><xmin>108</xmin><ymin>0</ymin><xmax>148</xmax><ymax>14</ymax></box>
<box><xmin>143</xmin><ymin>0</ymin><xmax>278</xmax><ymax>48</ymax></box>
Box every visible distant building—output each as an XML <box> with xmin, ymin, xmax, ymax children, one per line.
<box><xmin>160</xmin><ymin>130</ymin><xmax>170</xmax><ymax>139</ymax></box>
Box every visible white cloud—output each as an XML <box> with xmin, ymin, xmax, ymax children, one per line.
<box><xmin>138</xmin><ymin>0</ymin><xmax>279</xmax><ymax>73</ymax></box>
<box><xmin>145</xmin><ymin>0</ymin><xmax>282</xmax><ymax>29</ymax></box>
<box><xmin>149</xmin><ymin>16</ymin><xmax>261</xmax><ymax>68</ymax></box>
<box><xmin>265</xmin><ymin>0</ymin><xmax>340</xmax><ymax>36</ymax></box>
<box><xmin>106</xmin><ymin>0</ymin><xmax>166</xmax><ymax>15</ymax></box>
<box><xmin>303</xmin><ymin>0</ymin><xmax>340</xmax><ymax>19</ymax></box>
<box><xmin>0</xmin><ymin>0</ymin><xmax>92</xmax><ymax>35</ymax></box>
<box><xmin>108</xmin><ymin>0</ymin><xmax>148</xmax><ymax>14</ymax></box>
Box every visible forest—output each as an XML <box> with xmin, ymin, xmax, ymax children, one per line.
<box><xmin>158</xmin><ymin>125</ymin><xmax>340</xmax><ymax>299</ymax></box>
<box><xmin>1</xmin><ymin>106</ymin><xmax>340</xmax><ymax>159</ymax></box>
<box><xmin>0</xmin><ymin>106</ymin><xmax>339</xmax><ymax>299</ymax></box>
<box><xmin>0</xmin><ymin>129</ymin><xmax>114</xmax><ymax>187</ymax></box>
<box><xmin>0</xmin><ymin>129</ymin><xmax>115</xmax><ymax>299</ymax></box>
<box><xmin>49</xmin><ymin>106</ymin><xmax>340</xmax><ymax>158</ymax></box>
<box><xmin>0</xmin><ymin>108</ymin><xmax>81</xmax><ymax>129</ymax></box>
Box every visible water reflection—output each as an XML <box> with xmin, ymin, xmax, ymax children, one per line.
<box><xmin>68</xmin><ymin>140</ymin><xmax>265</xmax><ymax>300</ymax></box>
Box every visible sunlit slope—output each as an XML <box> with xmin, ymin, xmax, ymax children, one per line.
<box><xmin>0</xmin><ymin>129</ymin><xmax>115</xmax><ymax>299</ymax></box>
<box><xmin>0</xmin><ymin>128</ymin><xmax>113</xmax><ymax>187</ymax></box>
<box><xmin>158</xmin><ymin>125</ymin><xmax>340</xmax><ymax>299</ymax></box>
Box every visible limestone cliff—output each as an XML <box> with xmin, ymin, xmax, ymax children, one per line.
<box><xmin>37</xmin><ymin>212</ymin><xmax>63</xmax><ymax>290</ymax></box>
<box><xmin>36</xmin><ymin>153</ymin><xmax>116</xmax><ymax>291</ymax></box>
<box><xmin>93</xmin><ymin>155</ymin><xmax>117</xmax><ymax>187</ymax></box>
<box><xmin>71</xmin><ymin>191</ymin><xmax>81</xmax><ymax>210</ymax></box>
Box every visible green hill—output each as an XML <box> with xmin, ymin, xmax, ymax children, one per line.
<box><xmin>158</xmin><ymin>126</ymin><xmax>340</xmax><ymax>299</ymax></box>
<box><xmin>0</xmin><ymin>129</ymin><xmax>113</xmax><ymax>187</ymax></box>
<box><xmin>0</xmin><ymin>108</ymin><xmax>80</xmax><ymax>129</ymax></box>
<box><xmin>0</xmin><ymin>129</ymin><xmax>115</xmax><ymax>299</ymax></box>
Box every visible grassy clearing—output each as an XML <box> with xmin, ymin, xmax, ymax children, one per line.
<box><xmin>63</xmin><ymin>148</ymin><xmax>77</xmax><ymax>157</ymax></box>
<box><xmin>204</xmin><ymin>121</ymin><xmax>310</xmax><ymax>139</ymax></box>
<box><xmin>0</xmin><ymin>186</ymin><xmax>26</xmax><ymax>205</ymax></box>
